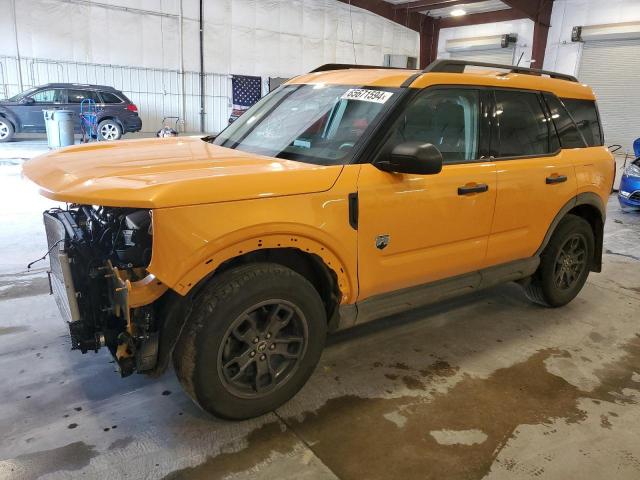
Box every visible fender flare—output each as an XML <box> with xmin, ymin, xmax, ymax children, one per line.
<box><xmin>170</xmin><ymin>232</ymin><xmax>355</xmax><ymax>304</ymax></box>
<box><xmin>148</xmin><ymin>233</ymin><xmax>355</xmax><ymax>377</ymax></box>
<box><xmin>0</xmin><ymin>110</ymin><xmax>19</xmax><ymax>130</ymax></box>
<box><xmin>535</xmin><ymin>192</ymin><xmax>606</xmax><ymax>270</ymax></box>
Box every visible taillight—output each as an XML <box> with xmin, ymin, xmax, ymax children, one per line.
<box><xmin>126</xmin><ymin>104</ymin><xmax>138</xmax><ymax>113</ymax></box>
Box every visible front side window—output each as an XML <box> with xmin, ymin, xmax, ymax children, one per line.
<box><xmin>67</xmin><ymin>89</ymin><xmax>100</xmax><ymax>104</ymax></box>
<box><xmin>31</xmin><ymin>89</ymin><xmax>64</xmax><ymax>103</ymax></box>
<box><xmin>495</xmin><ymin>90</ymin><xmax>554</xmax><ymax>158</ymax></box>
<box><xmin>559</xmin><ymin>98</ymin><xmax>601</xmax><ymax>147</ymax></box>
<box><xmin>380</xmin><ymin>88</ymin><xmax>481</xmax><ymax>163</ymax></box>
<box><xmin>213</xmin><ymin>84</ymin><xmax>400</xmax><ymax>165</ymax></box>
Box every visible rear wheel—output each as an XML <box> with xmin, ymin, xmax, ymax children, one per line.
<box><xmin>98</xmin><ymin>119</ymin><xmax>122</xmax><ymax>140</ymax></box>
<box><xmin>524</xmin><ymin>214</ymin><xmax>594</xmax><ymax>307</ymax></box>
<box><xmin>0</xmin><ymin>118</ymin><xmax>14</xmax><ymax>142</ymax></box>
<box><xmin>173</xmin><ymin>263</ymin><xmax>327</xmax><ymax>419</ymax></box>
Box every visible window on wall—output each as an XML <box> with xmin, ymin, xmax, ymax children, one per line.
<box><xmin>543</xmin><ymin>93</ymin><xmax>587</xmax><ymax>149</ymax></box>
<box><xmin>495</xmin><ymin>90</ymin><xmax>554</xmax><ymax>157</ymax></box>
<box><xmin>560</xmin><ymin>98</ymin><xmax>602</xmax><ymax>147</ymax></box>
<box><xmin>383</xmin><ymin>88</ymin><xmax>480</xmax><ymax>163</ymax></box>
<box><xmin>67</xmin><ymin>89</ymin><xmax>100</xmax><ymax>104</ymax></box>
<box><xmin>31</xmin><ymin>89</ymin><xmax>64</xmax><ymax>103</ymax></box>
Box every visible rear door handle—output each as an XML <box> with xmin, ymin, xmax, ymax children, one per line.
<box><xmin>546</xmin><ymin>175</ymin><xmax>567</xmax><ymax>184</ymax></box>
<box><xmin>458</xmin><ymin>183</ymin><xmax>489</xmax><ymax>195</ymax></box>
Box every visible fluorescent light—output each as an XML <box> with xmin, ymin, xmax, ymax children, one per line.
<box><xmin>451</xmin><ymin>8</ymin><xmax>466</xmax><ymax>16</ymax></box>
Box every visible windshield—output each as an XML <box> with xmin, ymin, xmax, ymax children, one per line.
<box><xmin>8</xmin><ymin>87</ymin><xmax>38</xmax><ymax>102</ymax></box>
<box><xmin>212</xmin><ymin>84</ymin><xmax>400</xmax><ymax>165</ymax></box>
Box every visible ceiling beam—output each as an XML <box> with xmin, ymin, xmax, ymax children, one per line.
<box><xmin>439</xmin><ymin>7</ymin><xmax>527</xmax><ymax>28</ymax></box>
<box><xmin>393</xmin><ymin>0</ymin><xmax>486</xmax><ymax>12</ymax></box>
<box><xmin>500</xmin><ymin>0</ymin><xmax>540</xmax><ymax>21</ymax></box>
<box><xmin>531</xmin><ymin>0</ymin><xmax>554</xmax><ymax>67</ymax></box>
<box><xmin>420</xmin><ymin>15</ymin><xmax>440</xmax><ymax>68</ymax></box>
<box><xmin>335</xmin><ymin>0</ymin><xmax>425</xmax><ymax>32</ymax></box>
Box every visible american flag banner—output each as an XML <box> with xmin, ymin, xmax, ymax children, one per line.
<box><xmin>229</xmin><ymin>75</ymin><xmax>262</xmax><ymax>124</ymax></box>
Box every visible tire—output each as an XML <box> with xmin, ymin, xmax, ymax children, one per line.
<box><xmin>0</xmin><ymin>117</ymin><xmax>15</xmax><ymax>143</ymax></box>
<box><xmin>173</xmin><ymin>263</ymin><xmax>327</xmax><ymax>420</ymax></box>
<box><xmin>97</xmin><ymin>119</ymin><xmax>122</xmax><ymax>141</ymax></box>
<box><xmin>524</xmin><ymin>214</ymin><xmax>594</xmax><ymax>307</ymax></box>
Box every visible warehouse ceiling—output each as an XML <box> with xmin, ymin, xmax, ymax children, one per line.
<box><xmin>336</xmin><ymin>0</ymin><xmax>553</xmax><ymax>28</ymax></box>
<box><xmin>386</xmin><ymin>0</ymin><xmax>510</xmax><ymax>17</ymax></box>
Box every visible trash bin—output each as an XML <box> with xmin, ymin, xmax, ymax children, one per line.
<box><xmin>43</xmin><ymin>109</ymin><xmax>75</xmax><ymax>148</ymax></box>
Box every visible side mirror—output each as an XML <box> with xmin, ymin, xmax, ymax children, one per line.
<box><xmin>376</xmin><ymin>142</ymin><xmax>443</xmax><ymax>175</ymax></box>
<box><xmin>20</xmin><ymin>96</ymin><xmax>35</xmax><ymax>105</ymax></box>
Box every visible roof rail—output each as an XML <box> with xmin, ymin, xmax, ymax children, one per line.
<box><xmin>422</xmin><ymin>59</ymin><xmax>578</xmax><ymax>83</ymax></box>
<box><xmin>310</xmin><ymin>63</ymin><xmax>406</xmax><ymax>73</ymax></box>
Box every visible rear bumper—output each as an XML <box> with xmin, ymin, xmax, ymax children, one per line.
<box><xmin>123</xmin><ymin>116</ymin><xmax>142</xmax><ymax>133</ymax></box>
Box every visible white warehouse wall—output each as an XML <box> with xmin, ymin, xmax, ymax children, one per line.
<box><xmin>437</xmin><ymin>18</ymin><xmax>535</xmax><ymax>66</ymax></box>
<box><xmin>0</xmin><ymin>0</ymin><xmax>419</xmax><ymax>132</ymax></box>
<box><xmin>0</xmin><ymin>0</ymin><xmax>419</xmax><ymax>76</ymax></box>
<box><xmin>544</xmin><ymin>0</ymin><xmax>640</xmax><ymax>75</ymax></box>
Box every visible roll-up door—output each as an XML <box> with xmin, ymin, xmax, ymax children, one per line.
<box><xmin>449</xmin><ymin>48</ymin><xmax>515</xmax><ymax>65</ymax></box>
<box><xmin>578</xmin><ymin>39</ymin><xmax>640</xmax><ymax>188</ymax></box>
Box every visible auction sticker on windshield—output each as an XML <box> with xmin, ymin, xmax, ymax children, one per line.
<box><xmin>341</xmin><ymin>89</ymin><xmax>393</xmax><ymax>104</ymax></box>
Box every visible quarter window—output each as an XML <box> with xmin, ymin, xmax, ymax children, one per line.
<box><xmin>383</xmin><ymin>88</ymin><xmax>480</xmax><ymax>163</ymax></box>
<box><xmin>560</xmin><ymin>98</ymin><xmax>602</xmax><ymax>147</ymax></box>
<box><xmin>543</xmin><ymin>94</ymin><xmax>587</xmax><ymax>149</ymax></box>
<box><xmin>67</xmin><ymin>89</ymin><xmax>100</xmax><ymax>104</ymax></box>
<box><xmin>100</xmin><ymin>92</ymin><xmax>123</xmax><ymax>104</ymax></box>
<box><xmin>495</xmin><ymin>90</ymin><xmax>554</xmax><ymax>158</ymax></box>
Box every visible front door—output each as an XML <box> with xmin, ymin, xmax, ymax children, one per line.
<box><xmin>22</xmin><ymin>88</ymin><xmax>66</xmax><ymax>130</ymax></box>
<box><xmin>357</xmin><ymin>87</ymin><xmax>497</xmax><ymax>301</ymax></box>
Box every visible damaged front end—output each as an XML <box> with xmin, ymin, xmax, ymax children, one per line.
<box><xmin>43</xmin><ymin>206</ymin><xmax>167</xmax><ymax>376</ymax></box>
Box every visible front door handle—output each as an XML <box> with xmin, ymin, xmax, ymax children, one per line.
<box><xmin>546</xmin><ymin>175</ymin><xmax>568</xmax><ymax>184</ymax></box>
<box><xmin>458</xmin><ymin>183</ymin><xmax>489</xmax><ymax>195</ymax></box>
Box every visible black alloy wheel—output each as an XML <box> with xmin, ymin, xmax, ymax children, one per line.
<box><xmin>553</xmin><ymin>233</ymin><xmax>588</xmax><ymax>291</ymax></box>
<box><xmin>218</xmin><ymin>300</ymin><xmax>308</xmax><ymax>398</ymax></box>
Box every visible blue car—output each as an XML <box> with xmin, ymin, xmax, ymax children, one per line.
<box><xmin>618</xmin><ymin>138</ymin><xmax>640</xmax><ymax>209</ymax></box>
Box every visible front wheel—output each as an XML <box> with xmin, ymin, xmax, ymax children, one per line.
<box><xmin>97</xmin><ymin>119</ymin><xmax>122</xmax><ymax>141</ymax></box>
<box><xmin>0</xmin><ymin>118</ymin><xmax>15</xmax><ymax>142</ymax></box>
<box><xmin>524</xmin><ymin>214</ymin><xmax>594</xmax><ymax>307</ymax></box>
<box><xmin>173</xmin><ymin>263</ymin><xmax>327</xmax><ymax>419</ymax></box>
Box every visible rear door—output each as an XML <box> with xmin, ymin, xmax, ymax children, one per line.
<box><xmin>486</xmin><ymin>89</ymin><xmax>579</xmax><ymax>266</ymax></box>
<box><xmin>64</xmin><ymin>88</ymin><xmax>101</xmax><ymax>130</ymax></box>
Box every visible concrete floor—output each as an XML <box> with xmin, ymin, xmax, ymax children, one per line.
<box><xmin>1</xmin><ymin>139</ymin><xmax>640</xmax><ymax>480</ymax></box>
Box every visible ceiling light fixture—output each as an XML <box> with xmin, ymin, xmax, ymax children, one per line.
<box><xmin>451</xmin><ymin>8</ymin><xmax>467</xmax><ymax>16</ymax></box>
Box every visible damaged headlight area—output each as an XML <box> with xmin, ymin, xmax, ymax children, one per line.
<box><xmin>43</xmin><ymin>205</ymin><xmax>165</xmax><ymax>376</ymax></box>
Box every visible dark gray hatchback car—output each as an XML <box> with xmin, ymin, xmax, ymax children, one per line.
<box><xmin>0</xmin><ymin>83</ymin><xmax>142</xmax><ymax>142</ymax></box>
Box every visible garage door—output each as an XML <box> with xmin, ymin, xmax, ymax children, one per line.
<box><xmin>578</xmin><ymin>38</ymin><xmax>640</xmax><ymax>188</ymax></box>
<box><xmin>579</xmin><ymin>39</ymin><xmax>640</xmax><ymax>152</ymax></box>
<box><xmin>449</xmin><ymin>48</ymin><xmax>515</xmax><ymax>66</ymax></box>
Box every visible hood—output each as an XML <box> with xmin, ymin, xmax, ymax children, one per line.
<box><xmin>23</xmin><ymin>136</ymin><xmax>343</xmax><ymax>208</ymax></box>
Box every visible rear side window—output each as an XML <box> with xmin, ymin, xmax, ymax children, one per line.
<box><xmin>495</xmin><ymin>90</ymin><xmax>554</xmax><ymax>158</ymax></box>
<box><xmin>542</xmin><ymin>94</ymin><xmax>586</xmax><ymax>149</ymax></box>
<box><xmin>67</xmin><ymin>89</ymin><xmax>100</xmax><ymax>104</ymax></box>
<box><xmin>100</xmin><ymin>92</ymin><xmax>123</xmax><ymax>104</ymax></box>
<box><xmin>561</xmin><ymin>98</ymin><xmax>603</xmax><ymax>146</ymax></box>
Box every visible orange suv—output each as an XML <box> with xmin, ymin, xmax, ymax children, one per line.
<box><xmin>24</xmin><ymin>60</ymin><xmax>614</xmax><ymax>419</ymax></box>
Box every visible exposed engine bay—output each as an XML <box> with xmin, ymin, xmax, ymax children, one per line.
<box><xmin>43</xmin><ymin>206</ymin><xmax>161</xmax><ymax>376</ymax></box>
